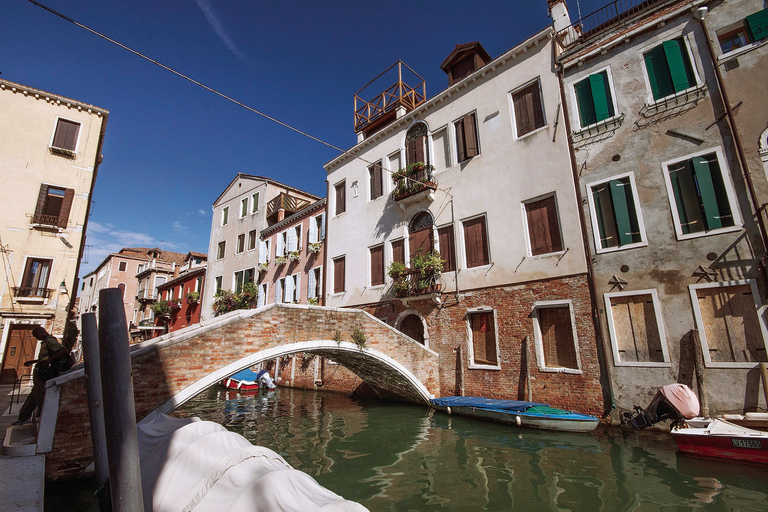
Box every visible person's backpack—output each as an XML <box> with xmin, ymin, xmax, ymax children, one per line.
<box><xmin>52</xmin><ymin>353</ymin><xmax>76</xmax><ymax>373</ymax></box>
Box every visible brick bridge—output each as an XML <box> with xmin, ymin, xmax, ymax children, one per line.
<box><xmin>38</xmin><ymin>304</ymin><xmax>440</xmax><ymax>479</ymax></box>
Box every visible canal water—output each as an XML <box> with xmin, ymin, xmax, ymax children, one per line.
<box><xmin>48</xmin><ymin>386</ymin><xmax>768</xmax><ymax>511</ymax></box>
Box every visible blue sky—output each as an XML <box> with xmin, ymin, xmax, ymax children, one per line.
<box><xmin>2</xmin><ymin>0</ymin><xmax>608</xmax><ymax>277</ymax></box>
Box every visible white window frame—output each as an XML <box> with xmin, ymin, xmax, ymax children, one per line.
<box><xmin>689</xmin><ymin>279</ymin><xmax>768</xmax><ymax>369</ymax></box>
<box><xmin>532</xmin><ymin>300</ymin><xmax>582</xmax><ymax>374</ymax></box>
<box><xmin>216</xmin><ymin>241</ymin><xmax>226</xmax><ymax>260</ymax></box>
<box><xmin>368</xmin><ymin>243</ymin><xmax>385</xmax><ymax>288</ymax></box>
<box><xmin>521</xmin><ymin>192</ymin><xmax>565</xmax><ymax>258</ymax></box>
<box><xmin>221</xmin><ymin>206</ymin><xmax>229</xmax><ymax>226</ymax></box>
<box><xmin>240</xmin><ymin>197</ymin><xmax>248</xmax><ymax>218</ymax></box>
<box><xmin>639</xmin><ymin>32</ymin><xmax>704</xmax><ymax>106</ymax></box>
<box><xmin>661</xmin><ymin>147</ymin><xmax>742</xmax><ymax>241</ymax></box>
<box><xmin>466</xmin><ymin>307</ymin><xmax>501</xmax><ymax>371</ymax></box>
<box><xmin>460</xmin><ymin>213</ymin><xmax>492</xmax><ymax>271</ymax></box>
<box><xmin>49</xmin><ymin>116</ymin><xmax>82</xmax><ymax>153</ymax></box>
<box><xmin>585</xmin><ymin>171</ymin><xmax>648</xmax><ymax>254</ymax></box>
<box><xmin>567</xmin><ymin>65</ymin><xmax>621</xmax><ymax>134</ymax></box>
<box><xmin>508</xmin><ymin>77</ymin><xmax>548</xmax><ymax>140</ymax></box>
<box><xmin>400</xmin><ymin>121</ymin><xmax>434</xmax><ymax>169</ymax></box>
<box><xmin>247</xmin><ymin>230</ymin><xmax>257</xmax><ymax>252</ymax></box>
<box><xmin>308</xmin><ymin>266</ymin><xmax>322</xmax><ymax>300</ymax></box>
<box><xmin>604</xmin><ymin>289</ymin><xmax>670</xmax><ymax>367</ymax></box>
<box><xmin>251</xmin><ymin>192</ymin><xmax>260</xmax><ymax>214</ymax></box>
<box><xmin>236</xmin><ymin>233</ymin><xmax>245</xmax><ymax>254</ymax></box>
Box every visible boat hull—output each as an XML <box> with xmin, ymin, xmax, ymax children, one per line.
<box><xmin>221</xmin><ymin>378</ymin><xmax>259</xmax><ymax>391</ymax></box>
<box><xmin>671</xmin><ymin>419</ymin><xmax>768</xmax><ymax>465</ymax></box>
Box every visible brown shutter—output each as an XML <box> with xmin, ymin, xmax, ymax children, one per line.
<box><xmin>455</xmin><ymin>119</ymin><xmax>466</xmax><ymax>162</ymax></box>
<box><xmin>513</xmin><ymin>83</ymin><xmax>544</xmax><ymax>137</ymax></box>
<box><xmin>333</xmin><ymin>257</ymin><xmax>345</xmax><ymax>293</ymax></box>
<box><xmin>35</xmin><ymin>185</ymin><xmax>49</xmax><ymax>216</ymax></box>
<box><xmin>407</xmin><ymin>136</ymin><xmax>426</xmax><ymax>165</ymax></box>
<box><xmin>464</xmin><ymin>114</ymin><xmax>479</xmax><ymax>158</ymax></box>
<box><xmin>52</xmin><ymin>119</ymin><xmax>79</xmax><ymax>150</ymax></box>
<box><xmin>370</xmin><ymin>163</ymin><xmax>382</xmax><ymax>199</ymax></box>
<box><xmin>392</xmin><ymin>240</ymin><xmax>405</xmax><ymax>264</ymax></box>
<box><xmin>437</xmin><ymin>225</ymin><xmax>455</xmax><ymax>272</ymax></box>
<box><xmin>335</xmin><ymin>182</ymin><xmax>346</xmax><ymax>215</ymax></box>
<box><xmin>370</xmin><ymin>246</ymin><xmax>384</xmax><ymax>286</ymax></box>
<box><xmin>409</xmin><ymin>228</ymin><xmax>433</xmax><ymax>260</ymax></box>
<box><xmin>463</xmin><ymin>217</ymin><xmax>488</xmax><ymax>268</ymax></box>
<box><xmin>526</xmin><ymin>196</ymin><xmax>562</xmax><ymax>255</ymax></box>
<box><xmin>539</xmin><ymin>307</ymin><xmax>577</xmax><ymax>369</ymax></box>
<box><xmin>59</xmin><ymin>188</ymin><xmax>74</xmax><ymax>229</ymax></box>
<box><xmin>471</xmin><ymin>312</ymin><xmax>497</xmax><ymax>365</ymax></box>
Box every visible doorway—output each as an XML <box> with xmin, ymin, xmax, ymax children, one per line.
<box><xmin>1</xmin><ymin>325</ymin><xmax>38</xmax><ymax>384</ymax></box>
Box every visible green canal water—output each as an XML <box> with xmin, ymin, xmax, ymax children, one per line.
<box><xmin>48</xmin><ymin>386</ymin><xmax>768</xmax><ymax>511</ymax></box>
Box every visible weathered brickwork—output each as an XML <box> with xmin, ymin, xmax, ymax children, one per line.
<box><xmin>45</xmin><ymin>305</ymin><xmax>439</xmax><ymax>480</ymax></box>
<box><xmin>361</xmin><ymin>274</ymin><xmax>604</xmax><ymax>416</ymax></box>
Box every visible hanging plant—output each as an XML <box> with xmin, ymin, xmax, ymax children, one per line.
<box><xmin>288</xmin><ymin>250</ymin><xmax>301</xmax><ymax>262</ymax></box>
<box><xmin>275</xmin><ymin>256</ymin><xmax>288</xmax><ymax>266</ymax></box>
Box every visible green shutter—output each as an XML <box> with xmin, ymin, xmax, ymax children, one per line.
<box><xmin>589</xmin><ymin>72</ymin><xmax>612</xmax><ymax>122</ymax></box>
<box><xmin>575</xmin><ymin>78</ymin><xmax>597</xmax><ymax>127</ymax></box>
<box><xmin>691</xmin><ymin>157</ymin><xmax>724</xmax><ymax>230</ymax></box>
<box><xmin>644</xmin><ymin>49</ymin><xmax>661</xmax><ymax>100</ymax></box>
<box><xmin>670</xmin><ymin>161</ymin><xmax>705</xmax><ymax>234</ymax></box>
<box><xmin>645</xmin><ymin>45</ymin><xmax>674</xmax><ymax>99</ymax></box>
<box><xmin>663</xmin><ymin>39</ymin><xmax>693</xmax><ymax>93</ymax></box>
<box><xmin>609</xmin><ymin>179</ymin><xmax>635</xmax><ymax>246</ymax></box>
<box><xmin>746</xmin><ymin>8</ymin><xmax>768</xmax><ymax>42</ymax></box>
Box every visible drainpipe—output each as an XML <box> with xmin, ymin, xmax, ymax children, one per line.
<box><xmin>695</xmin><ymin>7</ymin><xmax>768</xmax><ymax>292</ymax></box>
<box><xmin>555</xmin><ymin>58</ymin><xmax>617</xmax><ymax>416</ymax></box>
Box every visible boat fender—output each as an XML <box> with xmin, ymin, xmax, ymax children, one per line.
<box><xmin>446</xmin><ymin>406</ymin><xmax>452</xmax><ymax>415</ymax></box>
<box><xmin>515</xmin><ymin>415</ymin><xmax>521</xmax><ymax>427</ymax></box>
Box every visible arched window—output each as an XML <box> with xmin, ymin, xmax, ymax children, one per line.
<box><xmin>399</xmin><ymin>314</ymin><xmax>425</xmax><ymax>345</ymax></box>
<box><xmin>409</xmin><ymin>211</ymin><xmax>434</xmax><ymax>259</ymax></box>
<box><xmin>118</xmin><ymin>283</ymin><xmax>126</xmax><ymax>299</ymax></box>
<box><xmin>405</xmin><ymin>122</ymin><xmax>430</xmax><ymax>166</ymax></box>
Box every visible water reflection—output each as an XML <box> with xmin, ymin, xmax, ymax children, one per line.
<box><xmin>175</xmin><ymin>387</ymin><xmax>768</xmax><ymax>511</ymax></box>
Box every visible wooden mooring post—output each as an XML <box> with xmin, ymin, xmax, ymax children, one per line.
<box><xmin>760</xmin><ymin>362</ymin><xmax>768</xmax><ymax>408</ymax></box>
<box><xmin>691</xmin><ymin>329</ymin><xmax>710</xmax><ymax>418</ymax></box>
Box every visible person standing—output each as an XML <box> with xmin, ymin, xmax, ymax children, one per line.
<box><xmin>12</xmin><ymin>326</ymin><xmax>69</xmax><ymax>426</ymax></box>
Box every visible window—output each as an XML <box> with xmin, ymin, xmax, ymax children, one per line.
<box><xmin>512</xmin><ymin>80</ymin><xmax>545</xmax><ymax>137</ymax></box>
<box><xmin>252</xmin><ymin>192</ymin><xmax>260</xmax><ymax>213</ymax></box>
<box><xmin>248</xmin><ymin>230</ymin><xmax>257</xmax><ymax>251</ymax></box>
<box><xmin>18</xmin><ymin>258</ymin><xmax>52</xmax><ymax>297</ymax></box>
<box><xmin>664</xmin><ymin>151</ymin><xmax>737</xmax><ymax>238</ymax></box>
<box><xmin>51</xmin><ymin>118</ymin><xmax>80</xmax><ymax>151</ymax></box>
<box><xmin>236</xmin><ymin>234</ymin><xmax>245</xmax><ymax>254</ymax></box>
<box><xmin>257</xmin><ymin>283</ymin><xmax>267</xmax><ymax>307</ymax></box>
<box><xmin>534</xmin><ymin>303</ymin><xmax>580</xmax><ymax>371</ymax></box>
<box><xmin>275</xmin><ymin>278</ymin><xmax>284</xmax><ymax>304</ymax></box>
<box><xmin>409</xmin><ymin>212</ymin><xmax>434</xmax><ymax>260</ymax></box>
<box><xmin>241</xmin><ymin>198</ymin><xmax>248</xmax><ymax>218</ymax></box>
<box><xmin>405</xmin><ymin>122</ymin><xmax>430</xmax><ymax>166</ymax></box>
<box><xmin>573</xmin><ymin>70</ymin><xmax>616</xmax><ymax>128</ymax></box>
<box><xmin>588</xmin><ymin>174</ymin><xmax>645</xmax><ymax>251</ymax></box>
<box><xmin>370</xmin><ymin>245</ymin><xmax>384</xmax><ymax>286</ymax></box>
<box><xmin>308</xmin><ymin>267</ymin><xmax>322</xmax><ymax>301</ymax></box>
<box><xmin>454</xmin><ymin>113</ymin><xmax>479</xmax><ymax>163</ymax></box>
<box><xmin>437</xmin><ymin>225</ymin><xmax>456</xmax><ymax>272</ymax></box>
<box><xmin>605</xmin><ymin>291</ymin><xmax>668</xmax><ymax>366</ymax></box>
<box><xmin>287</xmin><ymin>226</ymin><xmax>302</xmax><ymax>253</ymax></box>
<box><xmin>718</xmin><ymin>8</ymin><xmax>768</xmax><ymax>53</ymax></box>
<box><xmin>33</xmin><ymin>185</ymin><xmax>74</xmax><ymax>228</ymax></box>
<box><xmin>217</xmin><ymin>241</ymin><xmax>226</xmax><ymax>259</ymax></box>
<box><xmin>335</xmin><ymin>181</ymin><xmax>346</xmax><ymax>215</ymax></box>
<box><xmin>468</xmin><ymin>310</ymin><xmax>498</xmax><ymax>366</ymax></box>
<box><xmin>234</xmin><ymin>268</ymin><xmax>255</xmax><ymax>293</ymax></box>
<box><xmin>333</xmin><ymin>256</ymin><xmax>345</xmax><ymax>293</ymax></box>
<box><xmin>309</xmin><ymin>213</ymin><xmax>326</xmax><ymax>243</ymax></box>
<box><xmin>118</xmin><ymin>261</ymin><xmax>127</xmax><ymax>272</ymax></box>
<box><xmin>369</xmin><ymin>161</ymin><xmax>383</xmax><ymax>200</ymax></box>
<box><xmin>259</xmin><ymin>239</ymin><xmax>271</xmax><ymax>264</ymax></box>
<box><xmin>643</xmin><ymin>38</ymin><xmax>697</xmax><ymax>101</ymax></box>
<box><xmin>718</xmin><ymin>24</ymin><xmax>750</xmax><ymax>53</ymax></box>
<box><xmin>285</xmin><ymin>273</ymin><xmax>301</xmax><ymax>303</ymax></box>
<box><xmin>462</xmin><ymin>215</ymin><xmax>489</xmax><ymax>268</ymax></box>
<box><xmin>195</xmin><ymin>276</ymin><xmax>203</xmax><ymax>293</ymax></box>
<box><xmin>215</xmin><ymin>276</ymin><xmax>222</xmax><ymax>293</ymax></box>
<box><xmin>524</xmin><ymin>195</ymin><xmax>563</xmax><ymax>256</ymax></box>
<box><xmin>221</xmin><ymin>207</ymin><xmax>229</xmax><ymax>226</ymax></box>
<box><xmin>276</xmin><ymin>231</ymin><xmax>288</xmax><ymax>257</ymax></box>
<box><xmin>391</xmin><ymin>239</ymin><xmax>405</xmax><ymax>265</ymax></box>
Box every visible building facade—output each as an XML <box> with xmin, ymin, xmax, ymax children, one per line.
<box><xmin>551</xmin><ymin>0</ymin><xmax>768</xmax><ymax>415</ymax></box>
<box><xmin>0</xmin><ymin>79</ymin><xmax>107</xmax><ymax>384</ymax></box>
<box><xmin>155</xmin><ymin>252</ymin><xmax>207</xmax><ymax>333</ymax></box>
<box><xmin>323</xmin><ymin>33</ymin><xmax>604</xmax><ymax>413</ymax></box>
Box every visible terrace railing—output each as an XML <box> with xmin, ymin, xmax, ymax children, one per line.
<box><xmin>354</xmin><ymin>61</ymin><xmax>426</xmax><ymax>134</ymax></box>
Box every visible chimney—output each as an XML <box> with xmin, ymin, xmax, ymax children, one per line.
<box><xmin>548</xmin><ymin>0</ymin><xmax>573</xmax><ymax>34</ymax></box>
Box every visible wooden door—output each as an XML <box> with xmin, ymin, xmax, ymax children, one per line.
<box><xmin>1</xmin><ymin>325</ymin><xmax>37</xmax><ymax>384</ymax></box>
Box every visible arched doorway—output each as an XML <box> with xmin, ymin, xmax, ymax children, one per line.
<box><xmin>409</xmin><ymin>211</ymin><xmax>434</xmax><ymax>260</ymax></box>
<box><xmin>399</xmin><ymin>314</ymin><xmax>426</xmax><ymax>345</ymax></box>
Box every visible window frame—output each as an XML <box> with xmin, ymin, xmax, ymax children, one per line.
<box><xmin>308</xmin><ymin>266</ymin><xmax>323</xmax><ymax>300</ymax></box>
<box><xmin>436</xmin><ymin>224</ymin><xmax>456</xmax><ymax>273</ymax></box>
<box><xmin>18</xmin><ymin>256</ymin><xmax>54</xmax><ymax>298</ymax></box>
<box><xmin>604</xmin><ymin>289</ymin><xmax>670</xmax><ymax>367</ymax></box>
<box><xmin>532</xmin><ymin>300</ymin><xmax>582</xmax><ymax>374</ymax></box>
<box><xmin>217</xmin><ymin>241</ymin><xmax>226</xmax><ymax>260</ymax></box>
<box><xmin>689</xmin><ymin>279</ymin><xmax>768</xmax><ymax>369</ymax></box>
<box><xmin>236</xmin><ymin>234</ymin><xmax>245</xmax><ymax>254</ymax></box>
<box><xmin>568</xmin><ymin>66</ymin><xmax>620</xmax><ymax>131</ymax></box>
<box><xmin>215</xmin><ymin>276</ymin><xmax>222</xmax><ymax>293</ymax></box>
<box><xmin>240</xmin><ymin>197</ymin><xmax>248</xmax><ymax>218</ymax></box>
<box><xmin>639</xmin><ymin>34</ymin><xmax>702</xmax><ymax>104</ymax></box>
<box><xmin>334</xmin><ymin>180</ymin><xmax>346</xmax><ymax>216</ymax></box>
<box><xmin>453</xmin><ymin>111</ymin><xmax>480</xmax><ymax>163</ymax></box>
<box><xmin>247</xmin><ymin>230</ymin><xmax>257</xmax><ymax>251</ymax></box>
<box><xmin>368</xmin><ymin>160</ymin><xmax>384</xmax><ymax>201</ymax></box>
<box><xmin>332</xmin><ymin>256</ymin><xmax>346</xmax><ymax>294</ymax></box>
<box><xmin>585</xmin><ymin>171</ymin><xmax>648</xmax><ymax>254</ymax></box>
<box><xmin>466</xmin><ymin>307</ymin><xmax>501</xmax><ymax>370</ymax></box>
<box><xmin>461</xmin><ymin>214</ymin><xmax>491</xmax><ymax>270</ymax></box>
<box><xmin>221</xmin><ymin>206</ymin><xmax>229</xmax><ymax>226</ymax></box>
<box><xmin>661</xmin><ymin>147</ymin><xmax>742</xmax><ymax>241</ymax></box>
<box><xmin>118</xmin><ymin>261</ymin><xmax>127</xmax><ymax>272</ymax></box>
<box><xmin>522</xmin><ymin>193</ymin><xmax>564</xmax><ymax>257</ymax></box>
<box><xmin>251</xmin><ymin>192</ymin><xmax>260</xmax><ymax>214</ymax></box>
<box><xmin>49</xmin><ymin>116</ymin><xmax>81</xmax><ymax>152</ymax></box>
<box><xmin>510</xmin><ymin>78</ymin><xmax>547</xmax><ymax>139</ymax></box>
<box><xmin>369</xmin><ymin>244</ymin><xmax>385</xmax><ymax>287</ymax></box>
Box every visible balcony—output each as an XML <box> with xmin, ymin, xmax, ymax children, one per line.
<box><xmin>136</xmin><ymin>289</ymin><xmax>157</xmax><ymax>302</ymax></box>
<box><xmin>12</xmin><ymin>286</ymin><xmax>53</xmax><ymax>299</ymax></box>
<box><xmin>391</xmin><ymin>269</ymin><xmax>442</xmax><ymax>298</ymax></box>
<box><xmin>391</xmin><ymin>163</ymin><xmax>437</xmax><ymax>204</ymax></box>
<box><xmin>354</xmin><ymin>61</ymin><xmax>426</xmax><ymax>136</ymax></box>
<box><xmin>30</xmin><ymin>213</ymin><xmax>67</xmax><ymax>230</ymax></box>
<box><xmin>266</xmin><ymin>193</ymin><xmax>312</xmax><ymax>225</ymax></box>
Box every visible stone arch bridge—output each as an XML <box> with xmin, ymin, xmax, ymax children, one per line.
<box><xmin>39</xmin><ymin>304</ymin><xmax>440</xmax><ymax>479</ymax></box>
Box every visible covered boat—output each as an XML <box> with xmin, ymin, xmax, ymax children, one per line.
<box><xmin>221</xmin><ymin>369</ymin><xmax>276</xmax><ymax>391</ymax></box>
<box><xmin>430</xmin><ymin>396</ymin><xmax>599</xmax><ymax>433</ymax></box>
<box><xmin>671</xmin><ymin>418</ymin><xmax>768</xmax><ymax>465</ymax></box>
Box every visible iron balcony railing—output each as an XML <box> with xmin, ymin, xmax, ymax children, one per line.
<box><xmin>136</xmin><ymin>289</ymin><xmax>157</xmax><ymax>301</ymax></box>
<box><xmin>13</xmin><ymin>286</ymin><xmax>53</xmax><ymax>299</ymax></box>
<box><xmin>392</xmin><ymin>165</ymin><xmax>437</xmax><ymax>202</ymax></box>
<box><xmin>31</xmin><ymin>213</ymin><xmax>67</xmax><ymax>228</ymax></box>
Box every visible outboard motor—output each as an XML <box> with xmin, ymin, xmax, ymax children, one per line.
<box><xmin>256</xmin><ymin>369</ymin><xmax>276</xmax><ymax>390</ymax></box>
<box><xmin>622</xmin><ymin>384</ymin><xmax>700</xmax><ymax>430</ymax></box>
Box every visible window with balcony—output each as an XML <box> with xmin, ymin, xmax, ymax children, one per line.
<box><xmin>524</xmin><ymin>194</ymin><xmax>563</xmax><ymax>256</ymax></box>
<box><xmin>333</xmin><ymin>256</ymin><xmax>345</xmax><ymax>293</ymax></box>
<box><xmin>217</xmin><ymin>241</ymin><xmax>226</xmax><ymax>259</ymax></box>
<box><xmin>369</xmin><ymin>160</ymin><xmax>383</xmax><ymax>200</ymax></box>
<box><xmin>32</xmin><ymin>185</ymin><xmax>74</xmax><ymax>229</ymax></box>
<box><xmin>16</xmin><ymin>258</ymin><xmax>52</xmax><ymax>298</ymax></box>
<box><xmin>462</xmin><ymin>215</ymin><xmax>489</xmax><ymax>268</ymax></box>
<box><xmin>454</xmin><ymin>112</ymin><xmax>479</xmax><ymax>163</ymax></box>
<box><xmin>573</xmin><ymin>70</ymin><xmax>616</xmax><ymax>128</ymax></box>
<box><xmin>512</xmin><ymin>80</ymin><xmax>545</xmax><ymax>137</ymax></box>
<box><xmin>50</xmin><ymin>118</ymin><xmax>80</xmax><ymax>154</ymax></box>
<box><xmin>335</xmin><ymin>181</ymin><xmax>346</xmax><ymax>216</ymax></box>
<box><xmin>370</xmin><ymin>245</ymin><xmax>384</xmax><ymax>286</ymax></box>
<box><xmin>587</xmin><ymin>173</ymin><xmax>646</xmax><ymax>252</ymax></box>
<box><xmin>643</xmin><ymin>38</ymin><xmax>698</xmax><ymax>101</ymax></box>
<box><xmin>468</xmin><ymin>310</ymin><xmax>498</xmax><ymax>367</ymax></box>
<box><xmin>534</xmin><ymin>302</ymin><xmax>580</xmax><ymax>372</ymax></box>
<box><xmin>405</xmin><ymin>122</ymin><xmax>430</xmax><ymax>166</ymax></box>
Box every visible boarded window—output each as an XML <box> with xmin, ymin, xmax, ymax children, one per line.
<box><xmin>33</xmin><ymin>185</ymin><xmax>74</xmax><ymax>228</ymax></box>
<box><xmin>574</xmin><ymin>71</ymin><xmax>615</xmax><ymax>128</ymax></box>
<box><xmin>470</xmin><ymin>311</ymin><xmax>497</xmax><ymax>365</ymax></box>
<box><xmin>697</xmin><ymin>285</ymin><xmax>767</xmax><ymax>363</ymax></box>
<box><xmin>591</xmin><ymin>176</ymin><xmax>643</xmax><ymax>249</ymax></box>
<box><xmin>392</xmin><ymin>239</ymin><xmax>405</xmax><ymax>265</ymax></box>
<box><xmin>668</xmin><ymin>155</ymin><xmax>735</xmax><ymax>235</ymax></box>
<box><xmin>644</xmin><ymin>38</ymin><xmax>696</xmax><ymax>100</ymax></box>
<box><xmin>370</xmin><ymin>245</ymin><xmax>384</xmax><ymax>286</ymax></box>
<box><xmin>538</xmin><ymin>306</ymin><xmax>578</xmax><ymax>369</ymax></box>
<box><xmin>369</xmin><ymin>161</ymin><xmax>383</xmax><ymax>200</ymax></box>
<box><xmin>513</xmin><ymin>81</ymin><xmax>545</xmax><ymax>136</ymax></box>
<box><xmin>437</xmin><ymin>225</ymin><xmax>456</xmax><ymax>272</ymax></box>
<box><xmin>525</xmin><ymin>195</ymin><xmax>563</xmax><ymax>256</ymax></box>
<box><xmin>609</xmin><ymin>294</ymin><xmax>664</xmax><ymax>363</ymax></box>
<box><xmin>335</xmin><ymin>181</ymin><xmax>346</xmax><ymax>215</ymax></box>
<box><xmin>454</xmin><ymin>113</ymin><xmax>479</xmax><ymax>162</ymax></box>
<box><xmin>463</xmin><ymin>216</ymin><xmax>489</xmax><ymax>268</ymax></box>
<box><xmin>333</xmin><ymin>256</ymin><xmax>345</xmax><ymax>293</ymax></box>
<box><xmin>52</xmin><ymin>118</ymin><xmax>80</xmax><ymax>150</ymax></box>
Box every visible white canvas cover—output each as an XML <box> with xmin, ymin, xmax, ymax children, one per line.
<box><xmin>659</xmin><ymin>383</ymin><xmax>699</xmax><ymax>419</ymax></box>
<box><xmin>138</xmin><ymin>414</ymin><xmax>367</xmax><ymax>512</ymax></box>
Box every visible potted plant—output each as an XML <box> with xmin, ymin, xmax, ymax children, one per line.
<box><xmin>258</xmin><ymin>262</ymin><xmax>269</xmax><ymax>272</ymax></box>
<box><xmin>393</xmin><ymin>279</ymin><xmax>410</xmax><ymax>297</ymax></box>
<box><xmin>275</xmin><ymin>256</ymin><xmax>288</xmax><ymax>266</ymax></box>
<box><xmin>288</xmin><ymin>250</ymin><xmax>301</xmax><ymax>262</ymax></box>
<box><xmin>387</xmin><ymin>261</ymin><xmax>407</xmax><ymax>279</ymax></box>
<box><xmin>308</xmin><ymin>242</ymin><xmax>322</xmax><ymax>254</ymax></box>
<box><xmin>186</xmin><ymin>291</ymin><xmax>200</xmax><ymax>305</ymax></box>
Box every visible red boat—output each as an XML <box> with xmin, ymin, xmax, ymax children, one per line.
<box><xmin>671</xmin><ymin>418</ymin><xmax>768</xmax><ymax>465</ymax></box>
<box><xmin>221</xmin><ymin>369</ymin><xmax>275</xmax><ymax>391</ymax></box>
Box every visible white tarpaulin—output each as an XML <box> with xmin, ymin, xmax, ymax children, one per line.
<box><xmin>138</xmin><ymin>414</ymin><xmax>367</xmax><ymax>512</ymax></box>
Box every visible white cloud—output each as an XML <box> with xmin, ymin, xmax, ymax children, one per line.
<box><xmin>173</xmin><ymin>221</ymin><xmax>190</xmax><ymax>233</ymax></box>
<box><xmin>198</xmin><ymin>209</ymin><xmax>208</xmax><ymax>216</ymax></box>
<box><xmin>193</xmin><ymin>0</ymin><xmax>245</xmax><ymax>60</ymax></box>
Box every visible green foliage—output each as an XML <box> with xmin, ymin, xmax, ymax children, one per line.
<box><xmin>288</xmin><ymin>251</ymin><xmax>301</xmax><ymax>262</ymax></box>
<box><xmin>332</xmin><ymin>329</ymin><xmax>343</xmax><ymax>345</ymax></box>
<box><xmin>391</xmin><ymin>162</ymin><xmax>436</xmax><ymax>200</ymax></box>
<box><xmin>275</xmin><ymin>256</ymin><xmax>288</xmax><ymax>266</ymax></box>
<box><xmin>186</xmin><ymin>291</ymin><xmax>200</xmax><ymax>304</ymax></box>
<box><xmin>308</xmin><ymin>242</ymin><xmax>322</xmax><ymax>254</ymax></box>
<box><xmin>258</xmin><ymin>263</ymin><xmax>269</xmax><ymax>272</ymax></box>
<box><xmin>212</xmin><ymin>282</ymin><xmax>259</xmax><ymax>316</ymax></box>
<box><xmin>387</xmin><ymin>260</ymin><xmax>407</xmax><ymax>278</ymax></box>
<box><xmin>351</xmin><ymin>327</ymin><xmax>367</xmax><ymax>349</ymax></box>
<box><xmin>308</xmin><ymin>297</ymin><xmax>320</xmax><ymax>306</ymax></box>
<box><xmin>152</xmin><ymin>298</ymin><xmax>181</xmax><ymax>317</ymax></box>
<box><xmin>410</xmin><ymin>250</ymin><xmax>444</xmax><ymax>276</ymax></box>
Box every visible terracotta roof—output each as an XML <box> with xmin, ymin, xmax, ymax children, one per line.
<box><xmin>440</xmin><ymin>41</ymin><xmax>491</xmax><ymax>70</ymax></box>
<box><xmin>186</xmin><ymin>251</ymin><xmax>208</xmax><ymax>260</ymax></box>
<box><xmin>212</xmin><ymin>174</ymin><xmax>321</xmax><ymax>207</ymax></box>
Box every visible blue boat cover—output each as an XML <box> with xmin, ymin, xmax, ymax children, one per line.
<box><xmin>229</xmin><ymin>369</ymin><xmax>260</xmax><ymax>382</ymax></box>
<box><xmin>430</xmin><ymin>396</ymin><xmax>548</xmax><ymax>412</ymax></box>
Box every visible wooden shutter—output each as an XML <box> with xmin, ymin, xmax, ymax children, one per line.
<box><xmin>370</xmin><ymin>246</ymin><xmax>384</xmax><ymax>286</ymax></box>
<box><xmin>287</xmin><ymin>228</ymin><xmax>297</xmax><ymax>252</ymax></box>
<box><xmin>746</xmin><ymin>8</ymin><xmax>768</xmax><ymax>42</ymax></box>
<box><xmin>663</xmin><ymin>39</ymin><xmax>693</xmax><ymax>93</ymax></box>
<box><xmin>670</xmin><ymin>161</ymin><xmax>705</xmax><ymax>235</ymax></box>
<box><xmin>513</xmin><ymin>83</ymin><xmax>545</xmax><ymax>136</ymax></box>
<box><xmin>275</xmin><ymin>280</ymin><xmax>283</xmax><ymax>304</ymax></box>
<box><xmin>610</xmin><ymin>295</ymin><xmax>663</xmax><ymax>363</ymax></box>
<box><xmin>609</xmin><ymin>179</ymin><xmax>635</xmax><ymax>246</ymax></box>
<box><xmin>35</xmin><ymin>185</ymin><xmax>49</xmax><ymax>217</ymax></box>
<box><xmin>463</xmin><ymin>217</ymin><xmax>489</xmax><ymax>268</ymax></box>
<box><xmin>539</xmin><ymin>307</ymin><xmax>578</xmax><ymax>369</ymax></box>
<box><xmin>574</xmin><ymin>78</ymin><xmax>597</xmax><ymax>127</ymax></box>
<box><xmin>335</xmin><ymin>182</ymin><xmax>346</xmax><ymax>215</ymax></box>
<box><xmin>437</xmin><ymin>226</ymin><xmax>456</xmax><ymax>272</ymax></box>
<box><xmin>409</xmin><ymin>228</ymin><xmax>433</xmax><ymax>260</ymax></box>
<box><xmin>589</xmin><ymin>72</ymin><xmax>613</xmax><ymax>123</ymax></box>
<box><xmin>644</xmin><ymin>44</ymin><xmax>673</xmax><ymax>100</ymax></box>
<box><xmin>259</xmin><ymin>240</ymin><xmax>268</xmax><ymax>264</ymax></box>
<box><xmin>309</xmin><ymin>215</ymin><xmax>318</xmax><ymax>243</ymax></box>
<box><xmin>406</xmin><ymin>136</ymin><xmax>425</xmax><ymax>166</ymax></box>
<box><xmin>257</xmin><ymin>284</ymin><xmax>266</xmax><ymax>307</ymax></box>
<box><xmin>697</xmin><ymin>285</ymin><xmax>764</xmax><ymax>362</ymax></box>
<box><xmin>691</xmin><ymin>156</ymin><xmax>732</xmax><ymax>231</ymax></box>
<box><xmin>319</xmin><ymin>212</ymin><xmax>326</xmax><ymax>240</ymax></box>
<box><xmin>464</xmin><ymin>113</ymin><xmax>479</xmax><ymax>158</ymax></box>
<box><xmin>392</xmin><ymin>240</ymin><xmax>405</xmax><ymax>264</ymax></box>
<box><xmin>52</xmin><ymin>119</ymin><xmax>79</xmax><ymax>150</ymax></box>
<box><xmin>276</xmin><ymin>232</ymin><xmax>285</xmax><ymax>257</ymax></box>
<box><xmin>333</xmin><ymin>257</ymin><xmax>345</xmax><ymax>293</ymax></box>
<box><xmin>455</xmin><ymin>118</ymin><xmax>466</xmax><ymax>162</ymax></box>
<box><xmin>471</xmin><ymin>312</ymin><xmax>497</xmax><ymax>365</ymax></box>
<box><xmin>294</xmin><ymin>274</ymin><xmax>301</xmax><ymax>302</ymax></box>
<box><xmin>370</xmin><ymin>163</ymin><xmax>383</xmax><ymax>199</ymax></box>
<box><xmin>285</xmin><ymin>275</ymin><xmax>294</xmax><ymax>303</ymax></box>
<box><xmin>526</xmin><ymin>196</ymin><xmax>562</xmax><ymax>255</ymax></box>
